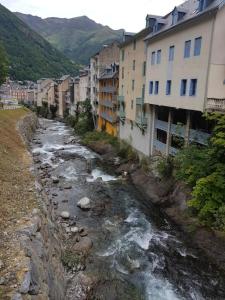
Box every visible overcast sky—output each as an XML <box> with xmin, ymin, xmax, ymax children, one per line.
<box><xmin>1</xmin><ymin>0</ymin><xmax>184</xmax><ymax>32</ymax></box>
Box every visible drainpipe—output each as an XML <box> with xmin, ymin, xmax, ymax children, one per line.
<box><xmin>150</xmin><ymin>105</ymin><xmax>156</xmax><ymax>156</ymax></box>
<box><xmin>185</xmin><ymin>110</ymin><xmax>191</xmax><ymax>146</ymax></box>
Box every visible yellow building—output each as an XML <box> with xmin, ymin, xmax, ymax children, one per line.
<box><xmin>144</xmin><ymin>0</ymin><xmax>225</xmax><ymax>156</ymax></box>
<box><xmin>118</xmin><ymin>27</ymin><xmax>152</xmax><ymax>156</ymax></box>
<box><xmin>98</xmin><ymin>63</ymin><xmax>119</xmax><ymax>136</ymax></box>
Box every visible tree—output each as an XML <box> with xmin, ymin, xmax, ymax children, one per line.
<box><xmin>0</xmin><ymin>44</ymin><xmax>8</xmax><ymax>85</ymax></box>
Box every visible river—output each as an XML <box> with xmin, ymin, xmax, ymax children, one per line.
<box><xmin>31</xmin><ymin>119</ymin><xmax>225</xmax><ymax>300</ymax></box>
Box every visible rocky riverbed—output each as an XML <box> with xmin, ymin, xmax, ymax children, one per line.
<box><xmin>31</xmin><ymin>119</ymin><xmax>225</xmax><ymax>300</ymax></box>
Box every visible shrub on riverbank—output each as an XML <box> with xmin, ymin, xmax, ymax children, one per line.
<box><xmin>174</xmin><ymin>113</ymin><xmax>225</xmax><ymax>230</ymax></box>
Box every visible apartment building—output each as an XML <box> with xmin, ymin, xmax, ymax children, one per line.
<box><xmin>118</xmin><ymin>27</ymin><xmax>152</xmax><ymax>156</ymax></box>
<box><xmin>90</xmin><ymin>42</ymin><xmax>120</xmax><ymax>128</ymax></box>
<box><xmin>56</xmin><ymin>75</ymin><xmax>74</xmax><ymax>118</ymax></box>
<box><xmin>37</xmin><ymin>78</ymin><xmax>54</xmax><ymax>107</ymax></box>
<box><xmin>79</xmin><ymin>68</ymin><xmax>90</xmax><ymax>103</ymax></box>
<box><xmin>98</xmin><ymin>63</ymin><xmax>119</xmax><ymax>136</ymax></box>
<box><xmin>144</xmin><ymin>0</ymin><xmax>225</xmax><ymax>156</ymax></box>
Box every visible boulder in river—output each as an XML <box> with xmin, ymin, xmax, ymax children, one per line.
<box><xmin>61</xmin><ymin>211</ymin><xmax>70</xmax><ymax>219</ymax></box>
<box><xmin>52</xmin><ymin>176</ymin><xmax>59</xmax><ymax>184</ymax></box>
<box><xmin>77</xmin><ymin>197</ymin><xmax>91</xmax><ymax>210</ymax></box>
<box><xmin>71</xmin><ymin>226</ymin><xmax>79</xmax><ymax>233</ymax></box>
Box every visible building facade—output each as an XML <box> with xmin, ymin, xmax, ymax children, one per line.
<box><xmin>97</xmin><ymin>63</ymin><xmax>119</xmax><ymax>136</ymax></box>
<box><xmin>144</xmin><ymin>0</ymin><xmax>225</xmax><ymax>156</ymax></box>
<box><xmin>118</xmin><ymin>27</ymin><xmax>152</xmax><ymax>156</ymax></box>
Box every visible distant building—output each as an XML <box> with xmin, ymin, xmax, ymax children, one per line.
<box><xmin>98</xmin><ymin>63</ymin><xmax>119</xmax><ymax>136</ymax></box>
<box><xmin>78</xmin><ymin>68</ymin><xmax>90</xmax><ymax>103</ymax></box>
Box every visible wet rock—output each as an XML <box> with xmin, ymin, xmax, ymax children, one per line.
<box><xmin>71</xmin><ymin>227</ymin><xmax>79</xmax><ymax>233</ymax></box>
<box><xmin>0</xmin><ymin>259</ymin><xmax>4</xmax><ymax>270</ymax></box>
<box><xmin>52</xmin><ymin>176</ymin><xmax>59</xmax><ymax>184</ymax></box>
<box><xmin>73</xmin><ymin>237</ymin><xmax>93</xmax><ymax>253</ymax></box>
<box><xmin>19</xmin><ymin>271</ymin><xmax>31</xmax><ymax>294</ymax></box>
<box><xmin>61</xmin><ymin>211</ymin><xmax>70</xmax><ymax>219</ymax></box>
<box><xmin>0</xmin><ymin>277</ymin><xmax>5</xmax><ymax>285</ymax></box>
<box><xmin>64</xmin><ymin>185</ymin><xmax>72</xmax><ymax>190</ymax></box>
<box><xmin>12</xmin><ymin>293</ymin><xmax>23</xmax><ymax>300</ymax></box>
<box><xmin>52</xmin><ymin>193</ymin><xmax>58</xmax><ymax>197</ymax></box>
<box><xmin>62</xmin><ymin>199</ymin><xmax>68</xmax><ymax>203</ymax></box>
<box><xmin>77</xmin><ymin>197</ymin><xmax>91</xmax><ymax>210</ymax></box>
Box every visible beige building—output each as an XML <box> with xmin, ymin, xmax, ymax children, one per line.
<box><xmin>118</xmin><ymin>28</ymin><xmax>152</xmax><ymax>156</ymax></box>
<box><xmin>78</xmin><ymin>68</ymin><xmax>90</xmax><ymax>103</ymax></box>
<box><xmin>37</xmin><ymin>78</ymin><xmax>54</xmax><ymax>107</ymax></box>
<box><xmin>90</xmin><ymin>42</ymin><xmax>120</xmax><ymax>128</ymax></box>
<box><xmin>144</xmin><ymin>0</ymin><xmax>225</xmax><ymax>156</ymax></box>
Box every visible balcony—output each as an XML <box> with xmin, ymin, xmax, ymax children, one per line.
<box><xmin>189</xmin><ymin>129</ymin><xmax>210</xmax><ymax>145</ymax></box>
<box><xmin>154</xmin><ymin>140</ymin><xmax>166</xmax><ymax>153</ymax></box>
<box><xmin>118</xmin><ymin>95</ymin><xmax>125</xmax><ymax>103</ymax></box>
<box><xmin>136</xmin><ymin>115</ymin><xmax>148</xmax><ymax>128</ymax></box>
<box><xmin>100</xmin><ymin>99</ymin><xmax>117</xmax><ymax>109</ymax></box>
<box><xmin>136</xmin><ymin>97</ymin><xmax>144</xmax><ymax>106</ymax></box>
<box><xmin>100</xmin><ymin>111</ymin><xmax>117</xmax><ymax>123</ymax></box>
<box><xmin>99</xmin><ymin>86</ymin><xmax>117</xmax><ymax>93</ymax></box>
<box><xmin>206</xmin><ymin>98</ymin><xmax>225</xmax><ymax>113</ymax></box>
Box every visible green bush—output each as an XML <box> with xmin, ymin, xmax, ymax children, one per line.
<box><xmin>117</xmin><ymin>140</ymin><xmax>138</xmax><ymax>161</ymax></box>
<box><xmin>174</xmin><ymin>113</ymin><xmax>225</xmax><ymax>230</ymax></box>
<box><xmin>157</xmin><ymin>156</ymin><xmax>174</xmax><ymax>178</ymax></box>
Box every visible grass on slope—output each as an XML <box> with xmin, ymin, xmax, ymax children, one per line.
<box><xmin>0</xmin><ymin>108</ymin><xmax>36</xmax><ymax>299</ymax></box>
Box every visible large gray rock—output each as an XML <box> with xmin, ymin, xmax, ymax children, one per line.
<box><xmin>61</xmin><ymin>211</ymin><xmax>70</xmax><ymax>219</ymax></box>
<box><xmin>73</xmin><ymin>237</ymin><xmax>93</xmax><ymax>253</ymax></box>
<box><xmin>19</xmin><ymin>271</ymin><xmax>31</xmax><ymax>294</ymax></box>
<box><xmin>11</xmin><ymin>293</ymin><xmax>23</xmax><ymax>300</ymax></box>
<box><xmin>77</xmin><ymin>197</ymin><xmax>91</xmax><ymax>210</ymax></box>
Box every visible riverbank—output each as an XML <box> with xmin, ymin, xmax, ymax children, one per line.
<box><xmin>0</xmin><ymin>110</ymin><xmax>67</xmax><ymax>300</ymax></box>
<box><xmin>81</xmin><ymin>131</ymin><xmax>225</xmax><ymax>273</ymax></box>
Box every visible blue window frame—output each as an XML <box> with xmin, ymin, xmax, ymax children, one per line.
<box><xmin>149</xmin><ymin>81</ymin><xmax>154</xmax><ymax>94</ymax></box>
<box><xmin>151</xmin><ymin>51</ymin><xmax>156</xmax><ymax>65</ymax></box>
<box><xmin>180</xmin><ymin>79</ymin><xmax>187</xmax><ymax>96</ymax></box>
<box><xmin>166</xmin><ymin>80</ymin><xmax>172</xmax><ymax>95</ymax></box>
<box><xmin>154</xmin><ymin>81</ymin><xmax>159</xmax><ymax>95</ymax></box>
<box><xmin>169</xmin><ymin>46</ymin><xmax>175</xmax><ymax>61</ymax></box>
<box><xmin>189</xmin><ymin>79</ymin><xmax>197</xmax><ymax>96</ymax></box>
<box><xmin>194</xmin><ymin>37</ymin><xmax>202</xmax><ymax>56</ymax></box>
<box><xmin>156</xmin><ymin>50</ymin><xmax>161</xmax><ymax>64</ymax></box>
<box><xmin>184</xmin><ymin>40</ymin><xmax>191</xmax><ymax>58</ymax></box>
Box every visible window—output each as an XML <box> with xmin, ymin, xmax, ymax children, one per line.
<box><xmin>166</xmin><ymin>80</ymin><xmax>172</xmax><ymax>95</ymax></box>
<box><xmin>154</xmin><ymin>81</ymin><xmax>159</xmax><ymax>95</ymax></box>
<box><xmin>184</xmin><ymin>40</ymin><xmax>191</xmax><ymax>58</ymax></box>
<box><xmin>133</xmin><ymin>40</ymin><xmax>136</xmax><ymax>50</ymax></box>
<box><xmin>133</xmin><ymin>60</ymin><xmax>136</xmax><ymax>71</ymax></box>
<box><xmin>121</xmin><ymin>49</ymin><xmax>125</xmax><ymax>61</ymax></box>
<box><xmin>149</xmin><ymin>81</ymin><xmax>154</xmax><ymax>95</ymax></box>
<box><xmin>156</xmin><ymin>50</ymin><xmax>161</xmax><ymax>64</ymax></box>
<box><xmin>189</xmin><ymin>79</ymin><xmax>197</xmax><ymax>96</ymax></box>
<box><xmin>194</xmin><ymin>37</ymin><xmax>202</xmax><ymax>56</ymax></box>
<box><xmin>142</xmin><ymin>61</ymin><xmax>146</xmax><ymax>76</ymax></box>
<box><xmin>151</xmin><ymin>51</ymin><xmax>156</xmax><ymax>65</ymax></box>
<box><xmin>169</xmin><ymin>46</ymin><xmax>175</xmax><ymax>61</ymax></box>
<box><xmin>122</xmin><ymin>67</ymin><xmax>124</xmax><ymax>79</ymax></box>
<box><xmin>132</xmin><ymin>80</ymin><xmax>135</xmax><ymax>91</ymax></box>
<box><xmin>180</xmin><ymin>79</ymin><xmax>187</xmax><ymax>96</ymax></box>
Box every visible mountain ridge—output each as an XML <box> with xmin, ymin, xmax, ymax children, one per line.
<box><xmin>0</xmin><ymin>4</ymin><xmax>79</xmax><ymax>81</ymax></box>
<box><xmin>15</xmin><ymin>12</ymin><xmax>124</xmax><ymax>64</ymax></box>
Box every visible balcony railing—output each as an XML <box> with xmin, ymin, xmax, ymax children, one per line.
<box><xmin>99</xmin><ymin>86</ymin><xmax>117</xmax><ymax>93</ymax></box>
<box><xmin>136</xmin><ymin>97</ymin><xmax>144</xmax><ymax>106</ymax></box>
<box><xmin>100</xmin><ymin>111</ymin><xmax>117</xmax><ymax>123</ymax></box>
<box><xmin>154</xmin><ymin>140</ymin><xmax>166</xmax><ymax>153</ymax></box>
<box><xmin>206</xmin><ymin>98</ymin><xmax>225</xmax><ymax>112</ymax></box>
<box><xmin>189</xmin><ymin>129</ymin><xmax>210</xmax><ymax>145</ymax></box>
<box><xmin>118</xmin><ymin>95</ymin><xmax>125</xmax><ymax>103</ymax></box>
<box><xmin>100</xmin><ymin>99</ymin><xmax>117</xmax><ymax>109</ymax></box>
<box><xmin>136</xmin><ymin>115</ymin><xmax>148</xmax><ymax>128</ymax></box>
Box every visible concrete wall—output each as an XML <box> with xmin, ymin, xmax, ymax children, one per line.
<box><xmin>207</xmin><ymin>5</ymin><xmax>225</xmax><ymax>100</ymax></box>
<box><xmin>145</xmin><ymin>17</ymin><xmax>214</xmax><ymax>112</ymax></box>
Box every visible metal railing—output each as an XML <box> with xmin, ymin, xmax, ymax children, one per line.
<box><xmin>99</xmin><ymin>86</ymin><xmax>117</xmax><ymax>93</ymax></box>
<box><xmin>99</xmin><ymin>111</ymin><xmax>118</xmax><ymax>123</ymax></box>
<box><xmin>206</xmin><ymin>98</ymin><xmax>225</xmax><ymax>112</ymax></box>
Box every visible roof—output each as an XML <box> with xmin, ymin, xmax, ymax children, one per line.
<box><xmin>145</xmin><ymin>0</ymin><xmax>224</xmax><ymax>42</ymax></box>
<box><xmin>119</xmin><ymin>26</ymin><xmax>152</xmax><ymax>48</ymax></box>
<box><xmin>59</xmin><ymin>75</ymin><xmax>70</xmax><ymax>81</ymax></box>
<box><xmin>99</xmin><ymin>63</ymin><xmax>119</xmax><ymax>79</ymax></box>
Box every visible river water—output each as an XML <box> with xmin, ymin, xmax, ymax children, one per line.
<box><xmin>32</xmin><ymin>119</ymin><xmax>225</xmax><ymax>300</ymax></box>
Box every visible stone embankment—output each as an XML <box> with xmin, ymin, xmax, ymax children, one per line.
<box><xmin>0</xmin><ymin>112</ymin><xmax>66</xmax><ymax>300</ymax></box>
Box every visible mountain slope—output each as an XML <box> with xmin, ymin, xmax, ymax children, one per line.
<box><xmin>0</xmin><ymin>4</ymin><xmax>79</xmax><ymax>81</ymax></box>
<box><xmin>15</xmin><ymin>13</ymin><xmax>124</xmax><ymax>65</ymax></box>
